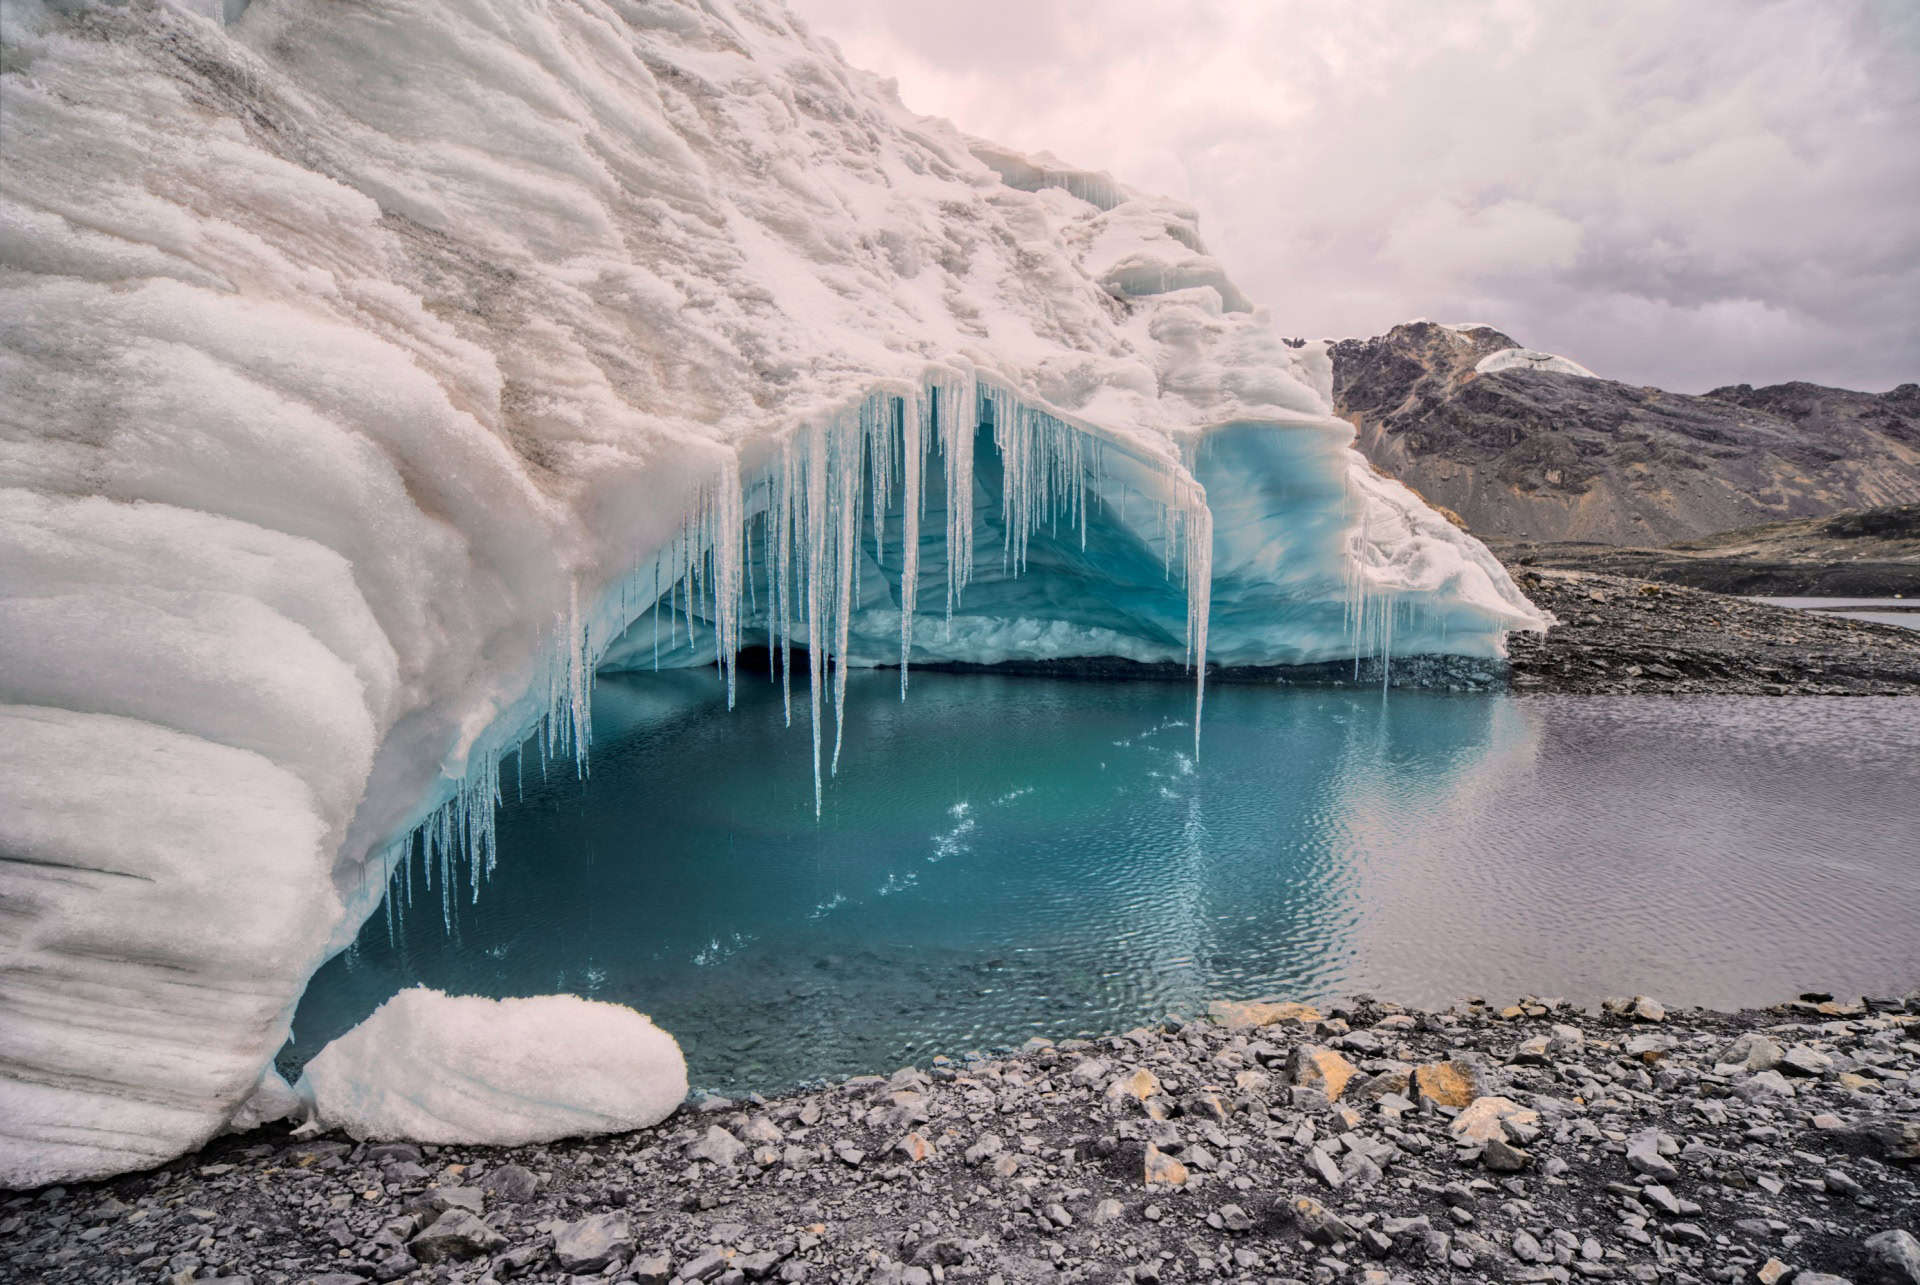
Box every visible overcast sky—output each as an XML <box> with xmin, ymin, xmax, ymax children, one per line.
<box><xmin>795</xmin><ymin>0</ymin><xmax>1919</xmax><ymax>393</ymax></box>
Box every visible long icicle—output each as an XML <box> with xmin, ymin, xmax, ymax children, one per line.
<box><xmin>804</xmin><ymin>417</ymin><xmax>829</xmax><ymax>816</ymax></box>
<box><xmin>898</xmin><ymin>394</ymin><xmax>922</xmax><ymax>698</ymax></box>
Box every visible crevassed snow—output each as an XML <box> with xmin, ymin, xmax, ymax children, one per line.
<box><xmin>0</xmin><ymin>0</ymin><xmax>1542</xmax><ymax>1185</ymax></box>
<box><xmin>296</xmin><ymin>990</ymin><xmax>687</xmax><ymax>1145</ymax></box>
<box><xmin>1475</xmin><ymin>346</ymin><xmax>1599</xmax><ymax>379</ymax></box>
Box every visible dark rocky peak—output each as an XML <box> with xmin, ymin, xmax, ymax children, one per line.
<box><xmin>1329</xmin><ymin>320</ymin><xmax>1523</xmax><ymax>422</ymax></box>
<box><xmin>1705</xmin><ymin>380</ymin><xmax>1920</xmax><ymax>446</ymax></box>
<box><xmin>1327</xmin><ymin>322</ymin><xmax>1920</xmax><ymax>545</ymax></box>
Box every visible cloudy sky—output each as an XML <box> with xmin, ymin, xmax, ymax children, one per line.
<box><xmin>796</xmin><ymin>0</ymin><xmax>1919</xmax><ymax>393</ymax></box>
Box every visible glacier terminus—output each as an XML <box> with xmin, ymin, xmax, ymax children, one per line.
<box><xmin>0</xmin><ymin>0</ymin><xmax>1542</xmax><ymax>1185</ymax></box>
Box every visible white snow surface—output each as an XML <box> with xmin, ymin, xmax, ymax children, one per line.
<box><xmin>1475</xmin><ymin>347</ymin><xmax>1599</xmax><ymax>379</ymax></box>
<box><xmin>0</xmin><ymin>0</ymin><xmax>1542</xmax><ymax>1184</ymax></box>
<box><xmin>295</xmin><ymin>989</ymin><xmax>687</xmax><ymax>1145</ymax></box>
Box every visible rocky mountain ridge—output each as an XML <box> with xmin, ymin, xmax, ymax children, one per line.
<box><xmin>1329</xmin><ymin>323</ymin><xmax>1920</xmax><ymax>546</ymax></box>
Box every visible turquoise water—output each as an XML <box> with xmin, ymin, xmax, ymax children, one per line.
<box><xmin>288</xmin><ymin>674</ymin><xmax>1920</xmax><ymax>1092</ymax></box>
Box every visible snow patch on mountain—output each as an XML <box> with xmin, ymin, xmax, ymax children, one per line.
<box><xmin>1476</xmin><ymin>346</ymin><xmax>1599</xmax><ymax>379</ymax></box>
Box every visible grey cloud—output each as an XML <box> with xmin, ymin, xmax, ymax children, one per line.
<box><xmin>798</xmin><ymin>0</ymin><xmax>1919</xmax><ymax>392</ymax></box>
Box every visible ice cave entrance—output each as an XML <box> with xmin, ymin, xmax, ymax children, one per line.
<box><xmin>287</xmin><ymin>677</ymin><xmax>1920</xmax><ymax>1094</ymax></box>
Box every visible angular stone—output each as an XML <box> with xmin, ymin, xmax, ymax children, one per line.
<box><xmin>963</xmin><ymin>1133</ymin><xmax>1003</xmax><ymax>1165</ymax></box>
<box><xmin>367</xmin><ymin>1142</ymin><xmax>424</xmax><ymax>1165</ymax></box>
<box><xmin>1716</xmin><ymin>1033</ymin><xmax>1783</xmax><ymax>1073</ymax></box>
<box><xmin>1450</xmin><ymin>1096</ymin><xmax>1540</xmax><ymax>1144</ymax></box>
<box><xmin>630</xmin><ymin>1252</ymin><xmax>674</xmax><ymax>1285</ymax></box>
<box><xmin>1865</xmin><ymin>1228</ymin><xmax>1920</xmax><ymax>1285</ymax></box>
<box><xmin>1348</xmin><ymin>1069</ymin><xmax>1412</xmax><ymax>1102</ymax></box>
<box><xmin>553</xmin><ymin>1212</ymin><xmax>635</xmax><ymax>1273</ymax></box>
<box><xmin>1842</xmin><ymin>1117</ymin><xmax>1920</xmax><ymax>1163</ymax></box>
<box><xmin>740</xmin><ymin>1115</ymin><xmax>783</xmax><ymax>1144</ymax></box>
<box><xmin>1144</xmin><ymin>1142</ymin><xmax>1189</xmax><ymax>1187</ymax></box>
<box><xmin>909</xmin><ymin>1239</ymin><xmax>970</xmax><ymax>1268</ymax></box>
<box><xmin>1218</xmin><ymin>1203</ymin><xmax>1253</xmax><ymax>1232</ymax></box>
<box><xmin>1208</xmin><ymin>999</ymin><xmax>1322</xmax><ymax>1029</ymax></box>
<box><xmin>1780</xmin><ymin>1044</ymin><xmax>1834</xmax><ymax>1077</ymax></box>
<box><xmin>408</xmin><ymin>1210</ymin><xmax>505</xmax><ymax>1264</ymax></box>
<box><xmin>1307</xmin><ymin>1147</ymin><xmax>1343</xmax><ymax>1188</ymax></box>
<box><xmin>1412</xmin><ymin>1060</ymin><xmax>1483</xmax><ymax>1108</ymax></box>
<box><xmin>688</xmin><ymin>1125</ymin><xmax>747</xmax><ymax>1166</ymax></box>
<box><xmin>1290</xmin><ymin>1195</ymin><xmax>1355</xmax><ymax>1244</ymax></box>
<box><xmin>478</xmin><ymin>1163</ymin><xmax>537</xmax><ymax>1203</ymax></box>
<box><xmin>1107</xmin><ymin>1067</ymin><xmax>1162</xmax><ymax>1103</ymax></box>
<box><xmin>892</xmin><ymin>1132</ymin><xmax>935</xmax><ymax>1163</ymax></box>
<box><xmin>1625</xmin><ymin>1033</ymin><xmax>1674</xmax><ymax>1060</ymax></box>
<box><xmin>1737</xmin><ymin>1070</ymin><xmax>1797</xmax><ymax>1102</ymax></box>
<box><xmin>1091</xmin><ymin>1198</ymin><xmax>1125</xmax><ymax>1224</ymax></box>
<box><xmin>1641</xmin><ymin>1185</ymin><xmax>1680</xmax><ymax>1215</ymax></box>
<box><xmin>682</xmin><ymin>1249</ymin><xmax>730</xmax><ymax>1282</ymax></box>
<box><xmin>1482</xmin><ymin>1137</ymin><xmax>1530</xmax><ymax>1172</ymax></box>
<box><xmin>1289</xmin><ymin>1045</ymin><xmax>1359</xmax><ymax>1102</ymax></box>
<box><xmin>417</xmin><ymin>1185</ymin><xmax>483</xmax><ymax>1215</ymax></box>
<box><xmin>1069</xmin><ymin>1058</ymin><xmax>1111</xmax><ymax>1085</ymax></box>
<box><xmin>1626</xmin><ymin>1130</ymin><xmax>1679</xmax><ymax>1182</ymax></box>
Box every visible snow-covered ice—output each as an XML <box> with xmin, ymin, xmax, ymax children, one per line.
<box><xmin>1475</xmin><ymin>346</ymin><xmax>1599</xmax><ymax>379</ymax></box>
<box><xmin>0</xmin><ymin>0</ymin><xmax>1542</xmax><ymax>1183</ymax></box>
<box><xmin>295</xmin><ymin>990</ymin><xmax>687</xmax><ymax>1145</ymax></box>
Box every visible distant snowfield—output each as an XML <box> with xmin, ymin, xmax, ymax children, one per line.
<box><xmin>0</xmin><ymin>0</ymin><xmax>1541</xmax><ymax>1183</ymax></box>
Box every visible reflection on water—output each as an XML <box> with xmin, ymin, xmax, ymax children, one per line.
<box><xmin>289</xmin><ymin>673</ymin><xmax>1920</xmax><ymax>1093</ymax></box>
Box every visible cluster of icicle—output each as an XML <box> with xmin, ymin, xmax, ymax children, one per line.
<box><xmin>377</xmin><ymin>375</ymin><xmax>1214</xmax><ymax>933</ymax></box>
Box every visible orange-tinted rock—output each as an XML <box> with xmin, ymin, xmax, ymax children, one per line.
<box><xmin>1288</xmin><ymin>1045</ymin><xmax>1358</xmax><ymax>1102</ymax></box>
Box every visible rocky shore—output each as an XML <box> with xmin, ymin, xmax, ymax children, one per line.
<box><xmin>1504</xmin><ymin>568</ymin><xmax>1920</xmax><ymax>695</ymax></box>
<box><xmin>7</xmin><ymin>989</ymin><xmax>1917</xmax><ymax>1285</ymax></box>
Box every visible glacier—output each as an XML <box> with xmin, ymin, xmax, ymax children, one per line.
<box><xmin>0</xmin><ymin>0</ymin><xmax>1542</xmax><ymax>1185</ymax></box>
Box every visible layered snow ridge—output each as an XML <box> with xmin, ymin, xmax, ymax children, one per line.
<box><xmin>0</xmin><ymin>0</ymin><xmax>1542</xmax><ymax>1184</ymax></box>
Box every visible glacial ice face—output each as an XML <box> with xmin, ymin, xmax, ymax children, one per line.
<box><xmin>0</xmin><ymin>0</ymin><xmax>1542</xmax><ymax>1185</ymax></box>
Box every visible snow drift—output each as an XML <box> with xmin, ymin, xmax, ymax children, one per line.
<box><xmin>296</xmin><ymin>989</ymin><xmax>687</xmax><ymax>1145</ymax></box>
<box><xmin>0</xmin><ymin>0</ymin><xmax>1541</xmax><ymax>1185</ymax></box>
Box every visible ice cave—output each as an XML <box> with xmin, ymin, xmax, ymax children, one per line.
<box><xmin>0</xmin><ymin>0</ymin><xmax>1543</xmax><ymax>1185</ymax></box>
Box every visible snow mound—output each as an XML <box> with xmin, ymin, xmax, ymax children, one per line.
<box><xmin>1475</xmin><ymin>347</ymin><xmax>1598</xmax><ymax>379</ymax></box>
<box><xmin>296</xmin><ymin>990</ymin><xmax>687</xmax><ymax>1145</ymax></box>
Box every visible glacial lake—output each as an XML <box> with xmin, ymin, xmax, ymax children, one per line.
<box><xmin>1751</xmin><ymin>597</ymin><xmax>1920</xmax><ymax>631</ymax></box>
<box><xmin>287</xmin><ymin>674</ymin><xmax>1920</xmax><ymax>1093</ymax></box>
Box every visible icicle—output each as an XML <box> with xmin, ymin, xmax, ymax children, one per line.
<box><xmin>829</xmin><ymin>402</ymin><xmax>862</xmax><ymax>777</ymax></box>
<box><xmin>937</xmin><ymin>377</ymin><xmax>976</xmax><ymax>618</ymax></box>
<box><xmin>803</xmin><ymin>417</ymin><xmax>828</xmax><ymax>816</ymax></box>
<box><xmin>1184</xmin><ymin>484</ymin><xmax>1212</xmax><ymax>759</ymax></box>
<box><xmin>899</xmin><ymin>394</ymin><xmax>922</xmax><ymax>698</ymax></box>
<box><xmin>773</xmin><ymin>448</ymin><xmax>793</xmax><ymax>721</ymax></box>
<box><xmin>712</xmin><ymin>451</ymin><xmax>744</xmax><ymax>709</ymax></box>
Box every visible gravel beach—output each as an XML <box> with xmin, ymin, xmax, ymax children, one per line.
<box><xmin>1505</xmin><ymin>569</ymin><xmax>1920</xmax><ymax>696</ymax></box>
<box><xmin>7</xmin><ymin>989</ymin><xmax>1917</xmax><ymax>1285</ymax></box>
